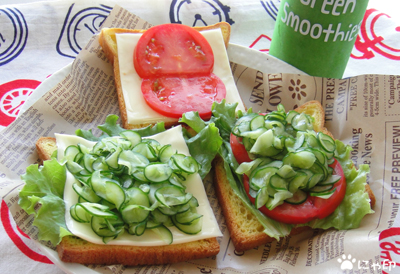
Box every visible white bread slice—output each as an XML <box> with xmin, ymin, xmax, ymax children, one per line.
<box><xmin>35</xmin><ymin>137</ymin><xmax>219</xmax><ymax>266</ymax></box>
<box><xmin>98</xmin><ymin>22</ymin><xmax>231</xmax><ymax>130</ymax></box>
<box><xmin>213</xmin><ymin>100</ymin><xmax>376</xmax><ymax>252</ymax></box>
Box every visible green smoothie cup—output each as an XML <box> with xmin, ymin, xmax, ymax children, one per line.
<box><xmin>269</xmin><ymin>0</ymin><xmax>369</xmax><ymax>79</ymax></box>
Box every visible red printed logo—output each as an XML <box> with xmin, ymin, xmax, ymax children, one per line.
<box><xmin>379</xmin><ymin>227</ymin><xmax>400</xmax><ymax>273</ymax></box>
<box><xmin>0</xmin><ymin>79</ymin><xmax>40</xmax><ymax>127</ymax></box>
<box><xmin>0</xmin><ymin>200</ymin><xmax>53</xmax><ymax>264</ymax></box>
<box><xmin>352</xmin><ymin>9</ymin><xmax>400</xmax><ymax>60</ymax></box>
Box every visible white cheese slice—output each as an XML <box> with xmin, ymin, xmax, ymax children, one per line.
<box><xmin>57</xmin><ymin>125</ymin><xmax>222</xmax><ymax>246</ymax></box>
<box><xmin>116</xmin><ymin>28</ymin><xmax>245</xmax><ymax>126</ymax></box>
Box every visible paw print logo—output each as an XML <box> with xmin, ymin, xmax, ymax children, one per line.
<box><xmin>337</xmin><ymin>254</ymin><xmax>356</xmax><ymax>270</ymax></box>
<box><xmin>289</xmin><ymin>79</ymin><xmax>307</xmax><ymax>101</ymax></box>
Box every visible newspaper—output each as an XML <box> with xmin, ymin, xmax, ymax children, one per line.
<box><xmin>0</xmin><ymin>5</ymin><xmax>396</xmax><ymax>274</ymax></box>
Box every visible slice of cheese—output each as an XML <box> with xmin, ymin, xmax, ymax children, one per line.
<box><xmin>117</xmin><ymin>28</ymin><xmax>245</xmax><ymax>126</ymax></box>
<box><xmin>57</xmin><ymin>125</ymin><xmax>222</xmax><ymax>246</ymax></box>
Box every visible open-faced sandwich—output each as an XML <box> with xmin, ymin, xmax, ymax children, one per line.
<box><xmin>184</xmin><ymin>100</ymin><xmax>375</xmax><ymax>252</ymax></box>
<box><xmin>19</xmin><ymin>115</ymin><xmax>224</xmax><ymax>265</ymax></box>
<box><xmin>98</xmin><ymin>22</ymin><xmax>245</xmax><ymax>129</ymax></box>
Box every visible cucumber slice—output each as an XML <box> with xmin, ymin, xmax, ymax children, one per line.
<box><xmin>288</xmin><ymin>172</ymin><xmax>308</xmax><ymax>193</ymax></box>
<box><xmin>170</xmin><ymin>154</ymin><xmax>199</xmax><ymax>174</ymax></box>
<box><xmin>77</xmin><ymin>202</ymin><xmax>116</xmax><ymax>218</ymax></box>
<box><xmin>250</xmin><ymin>166</ymin><xmax>278</xmax><ymax>190</ymax></box>
<box><xmin>121</xmin><ymin>187</ymin><xmax>151</xmax><ymax>223</ymax></box>
<box><xmin>286</xmin><ymin>110</ymin><xmax>299</xmax><ymax>124</ymax></box>
<box><xmin>175</xmin><ymin>209</ymin><xmax>203</xmax><ymax>225</ymax></box>
<box><xmin>64</xmin><ymin>145</ymin><xmax>80</xmax><ymax>161</ymax></box>
<box><xmin>132</xmin><ymin>142</ymin><xmax>158</xmax><ymax>162</ymax></box>
<box><xmin>309</xmin><ymin>184</ymin><xmax>333</xmax><ymax>193</ymax></box>
<box><xmin>151</xmin><ymin>225</ymin><xmax>173</xmax><ymax>244</ymax></box>
<box><xmin>285</xmin><ymin>189</ymin><xmax>307</xmax><ymax>204</ymax></box>
<box><xmin>250</xmin><ymin>129</ymin><xmax>281</xmax><ymax>157</ymax></box>
<box><xmin>105</xmin><ymin>147</ymin><xmax>122</xmax><ymax>169</ymax></box>
<box><xmin>72</xmin><ymin>182</ymin><xmax>102</xmax><ymax>203</ymax></box>
<box><xmin>70</xmin><ymin>204</ymin><xmax>91</xmax><ymax>223</ymax></box>
<box><xmin>118</xmin><ymin>150</ymin><xmax>149</xmax><ymax>174</ymax></box>
<box><xmin>240</xmin><ymin>127</ymin><xmax>268</xmax><ymax>139</ymax></box>
<box><xmin>144</xmin><ymin>163</ymin><xmax>172</xmax><ymax>183</ymax></box>
<box><xmin>151</xmin><ymin>208</ymin><xmax>170</xmax><ymax>223</ymax></box>
<box><xmin>232</xmin><ymin>113</ymin><xmax>258</xmax><ymax>136</ymax></box>
<box><xmin>120</xmin><ymin>130</ymin><xmax>142</xmax><ymax>148</ymax></box>
<box><xmin>92</xmin><ymin>216</ymin><xmax>124</xmax><ymax>238</ymax></box>
<box><xmin>283</xmin><ymin>150</ymin><xmax>316</xmax><ymax>169</ymax></box>
<box><xmin>155</xmin><ymin>185</ymin><xmax>192</xmax><ymax>207</ymax></box>
<box><xmin>317</xmin><ymin>132</ymin><xmax>336</xmax><ymax>153</ymax></box>
<box><xmin>90</xmin><ymin>170</ymin><xmax>126</xmax><ymax>210</ymax></box>
<box><xmin>270</xmin><ymin>174</ymin><xmax>288</xmax><ymax>190</ymax></box>
<box><xmin>83</xmin><ymin>153</ymin><xmax>97</xmax><ymax>172</ymax></box>
<box><xmin>250</xmin><ymin>115</ymin><xmax>265</xmax><ymax>131</ymax></box>
<box><xmin>305</xmin><ymin>173</ymin><xmax>324</xmax><ymax>189</ymax></box>
<box><xmin>121</xmin><ymin>204</ymin><xmax>151</xmax><ymax>223</ymax></box>
<box><xmin>266</xmin><ymin>190</ymin><xmax>293</xmax><ymax>210</ymax></box>
<box><xmin>172</xmin><ymin>214</ymin><xmax>202</xmax><ymax>235</ymax></box>
<box><xmin>159</xmin><ymin>144</ymin><xmax>177</xmax><ymax>163</ymax></box>
<box><xmin>255</xmin><ymin>186</ymin><xmax>269</xmax><ymax>208</ymax></box>
<box><xmin>277</xmin><ymin>164</ymin><xmax>296</xmax><ymax>179</ymax></box>
<box><xmin>291</xmin><ymin>113</ymin><xmax>313</xmax><ymax>131</ymax></box>
<box><xmin>127</xmin><ymin>221</ymin><xmax>147</xmax><ymax>236</ymax></box>
<box><xmin>310</xmin><ymin>187</ymin><xmax>337</xmax><ymax>199</ymax></box>
<box><xmin>318</xmin><ymin>174</ymin><xmax>341</xmax><ymax>186</ymax></box>
<box><xmin>66</xmin><ymin>160</ymin><xmax>84</xmax><ymax>174</ymax></box>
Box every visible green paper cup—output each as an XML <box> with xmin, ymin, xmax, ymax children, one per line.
<box><xmin>269</xmin><ymin>0</ymin><xmax>369</xmax><ymax>79</ymax></box>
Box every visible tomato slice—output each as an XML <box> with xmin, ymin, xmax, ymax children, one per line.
<box><xmin>134</xmin><ymin>24</ymin><xmax>214</xmax><ymax>78</ymax></box>
<box><xmin>230</xmin><ymin>133</ymin><xmax>347</xmax><ymax>224</ymax></box>
<box><xmin>141</xmin><ymin>74</ymin><xmax>226</xmax><ymax>119</ymax></box>
<box><xmin>230</xmin><ymin>134</ymin><xmax>252</xmax><ymax>163</ymax></box>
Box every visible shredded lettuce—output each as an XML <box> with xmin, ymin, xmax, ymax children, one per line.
<box><xmin>18</xmin><ymin>114</ymin><xmax>222</xmax><ymax>245</ymax></box>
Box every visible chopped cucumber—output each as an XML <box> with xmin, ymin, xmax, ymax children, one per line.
<box><xmin>232</xmin><ymin>104</ymin><xmax>344</xmax><ymax>211</ymax></box>
<box><xmin>64</xmin><ymin>131</ymin><xmax>203</xmax><ymax>244</ymax></box>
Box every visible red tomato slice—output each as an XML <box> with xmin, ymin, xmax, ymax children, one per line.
<box><xmin>231</xmin><ymin>133</ymin><xmax>347</xmax><ymax>224</ymax></box>
<box><xmin>141</xmin><ymin>74</ymin><xmax>226</xmax><ymax>119</ymax></box>
<box><xmin>134</xmin><ymin>24</ymin><xmax>214</xmax><ymax>78</ymax></box>
<box><xmin>230</xmin><ymin>134</ymin><xmax>252</xmax><ymax>163</ymax></box>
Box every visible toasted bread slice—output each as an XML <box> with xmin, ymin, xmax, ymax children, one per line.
<box><xmin>98</xmin><ymin>22</ymin><xmax>231</xmax><ymax>130</ymax></box>
<box><xmin>213</xmin><ymin>100</ymin><xmax>376</xmax><ymax>252</ymax></box>
<box><xmin>57</xmin><ymin>235</ymin><xmax>219</xmax><ymax>266</ymax></box>
<box><xmin>35</xmin><ymin>137</ymin><xmax>220</xmax><ymax>266</ymax></box>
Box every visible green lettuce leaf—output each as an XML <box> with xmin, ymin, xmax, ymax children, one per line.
<box><xmin>186</xmin><ymin>123</ymin><xmax>223</xmax><ymax>179</ymax></box>
<box><xmin>18</xmin><ymin>158</ymin><xmax>67</xmax><ymax>245</ymax></box>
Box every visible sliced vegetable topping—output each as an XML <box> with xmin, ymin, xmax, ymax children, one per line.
<box><xmin>64</xmin><ymin>132</ymin><xmax>202</xmax><ymax>244</ymax></box>
<box><xmin>134</xmin><ymin>24</ymin><xmax>226</xmax><ymax>119</ymax></box>
<box><xmin>230</xmin><ymin>104</ymin><xmax>347</xmax><ymax>224</ymax></box>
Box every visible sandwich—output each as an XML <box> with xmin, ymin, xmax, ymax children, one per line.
<box><xmin>98</xmin><ymin>22</ymin><xmax>245</xmax><ymax>130</ymax></box>
<box><xmin>19</xmin><ymin>115</ymin><xmax>224</xmax><ymax>265</ymax></box>
<box><xmin>179</xmin><ymin>100</ymin><xmax>376</xmax><ymax>252</ymax></box>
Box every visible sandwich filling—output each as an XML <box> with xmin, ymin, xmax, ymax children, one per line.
<box><xmin>58</xmin><ymin>125</ymin><xmax>221</xmax><ymax>246</ymax></box>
